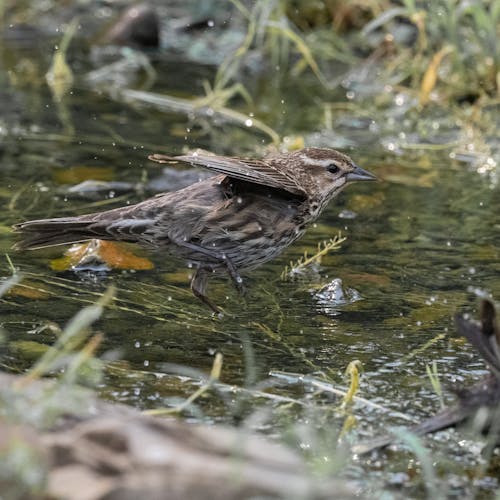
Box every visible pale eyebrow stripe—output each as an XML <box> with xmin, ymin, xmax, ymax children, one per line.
<box><xmin>299</xmin><ymin>156</ymin><xmax>334</xmax><ymax>167</ymax></box>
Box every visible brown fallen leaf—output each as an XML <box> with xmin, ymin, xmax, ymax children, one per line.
<box><xmin>50</xmin><ymin>240</ymin><xmax>154</xmax><ymax>271</ymax></box>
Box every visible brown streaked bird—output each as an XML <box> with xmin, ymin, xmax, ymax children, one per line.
<box><xmin>13</xmin><ymin>148</ymin><xmax>376</xmax><ymax>312</ymax></box>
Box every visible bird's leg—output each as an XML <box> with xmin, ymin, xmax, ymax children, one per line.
<box><xmin>219</xmin><ymin>253</ymin><xmax>246</xmax><ymax>295</ymax></box>
<box><xmin>190</xmin><ymin>268</ymin><xmax>220</xmax><ymax>314</ymax></box>
<box><xmin>171</xmin><ymin>237</ymin><xmax>245</xmax><ymax>295</ymax></box>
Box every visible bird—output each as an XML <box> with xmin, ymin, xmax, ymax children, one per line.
<box><xmin>13</xmin><ymin>147</ymin><xmax>376</xmax><ymax>312</ymax></box>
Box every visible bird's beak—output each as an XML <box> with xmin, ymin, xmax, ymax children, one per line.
<box><xmin>346</xmin><ymin>164</ymin><xmax>377</xmax><ymax>182</ymax></box>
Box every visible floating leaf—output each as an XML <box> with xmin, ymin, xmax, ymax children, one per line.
<box><xmin>50</xmin><ymin>240</ymin><xmax>154</xmax><ymax>271</ymax></box>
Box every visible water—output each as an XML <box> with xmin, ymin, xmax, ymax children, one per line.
<box><xmin>1</xmin><ymin>13</ymin><xmax>500</xmax><ymax>497</ymax></box>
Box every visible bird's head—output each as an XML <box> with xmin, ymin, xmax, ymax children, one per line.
<box><xmin>285</xmin><ymin>148</ymin><xmax>376</xmax><ymax>202</ymax></box>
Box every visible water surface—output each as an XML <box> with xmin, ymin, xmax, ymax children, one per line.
<box><xmin>1</xmin><ymin>19</ymin><xmax>499</xmax><ymax>498</ymax></box>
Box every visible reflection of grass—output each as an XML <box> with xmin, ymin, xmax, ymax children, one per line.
<box><xmin>113</xmin><ymin>87</ymin><xmax>281</xmax><ymax>145</ymax></box>
<box><xmin>46</xmin><ymin>17</ymin><xmax>79</xmax><ymax>135</ymax></box>
<box><xmin>46</xmin><ymin>17</ymin><xmax>78</xmax><ymax>101</ymax></box>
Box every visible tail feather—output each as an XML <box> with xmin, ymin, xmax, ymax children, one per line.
<box><xmin>13</xmin><ymin>217</ymin><xmax>105</xmax><ymax>250</ymax></box>
<box><xmin>13</xmin><ymin>210</ymin><xmax>157</xmax><ymax>250</ymax></box>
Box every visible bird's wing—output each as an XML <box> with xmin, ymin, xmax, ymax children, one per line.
<box><xmin>148</xmin><ymin>153</ymin><xmax>306</xmax><ymax>196</ymax></box>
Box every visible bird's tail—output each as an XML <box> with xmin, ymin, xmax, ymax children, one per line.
<box><xmin>13</xmin><ymin>216</ymin><xmax>107</xmax><ymax>250</ymax></box>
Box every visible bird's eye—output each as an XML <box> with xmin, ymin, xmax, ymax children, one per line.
<box><xmin>327</xmin><ymin>163</ymin><xmax>340</xmax><ymax>174</ymax></box>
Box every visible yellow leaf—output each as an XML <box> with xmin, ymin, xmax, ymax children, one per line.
<box><xmin>419</xmin><ymin>46</ymin><xmax>453</xmax><ymax>106</ymax></box>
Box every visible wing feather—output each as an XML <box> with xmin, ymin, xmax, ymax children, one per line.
<box><xmin>149</xmin><ymin>153</ymin><xmax>305</xmax><ymax>196</ymax></box>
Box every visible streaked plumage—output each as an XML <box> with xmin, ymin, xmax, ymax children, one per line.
<box><xmin>14</xmin><ymin>147</ymin><xmax>375</xmax><ymax>312</ymax></box>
